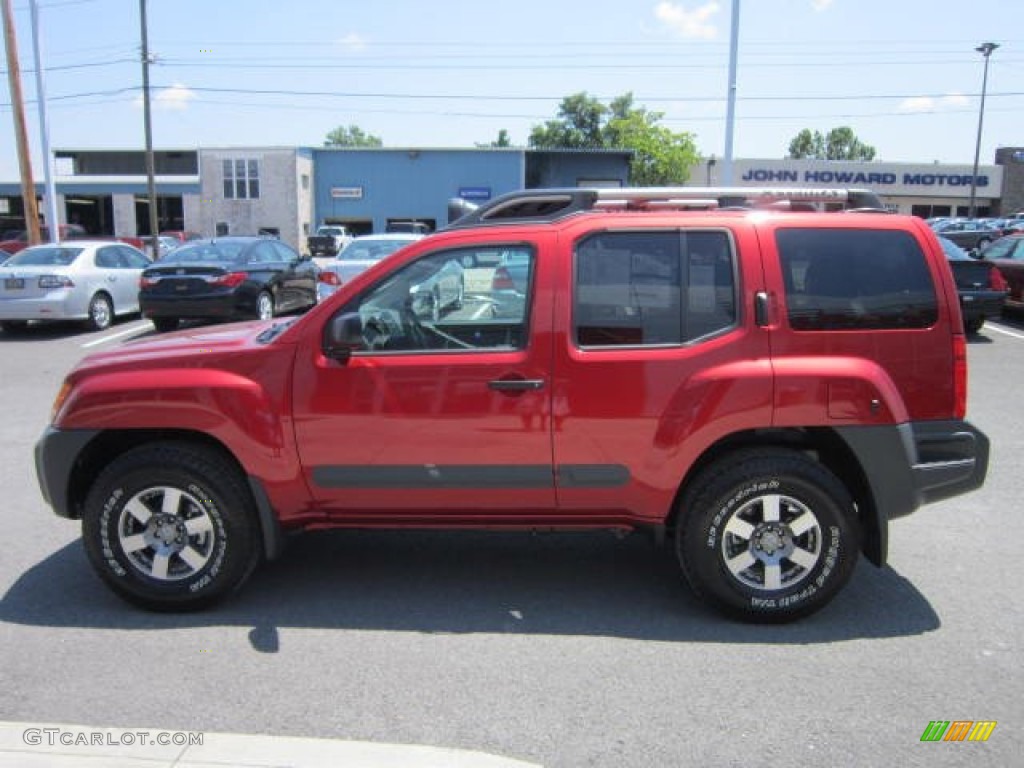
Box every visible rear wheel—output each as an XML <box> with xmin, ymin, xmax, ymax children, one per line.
<box><xmin>965</xmin><ymin>315</ymin><xmax>985</xmax><ymax>334</ymax></box>
<box><xmin>256</xmin><ymin>291</ymin><xmax>275</xmax><ymax>321</ymax></box>
<box><xmin>82</xmin><ymin>442</ymin><xmax>261</xmax><ymax>611</ymax></box>
<box><xmin>85</xmin><ymin>293</ymin><xmax>113</xmax><ymax>331</ymax></box>
<box><xmin>676</xmin><ymin>448</ymin><xmax>860</xmax><ymax>622</ymax></box>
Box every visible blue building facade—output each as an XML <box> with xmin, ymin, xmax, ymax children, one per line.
<box><xmin>311</xmin><ymin>148</ymin><xmax>633</xmax><ymax>234</ymax></box>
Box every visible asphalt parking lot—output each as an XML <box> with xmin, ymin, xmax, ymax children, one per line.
<box><xmin>1</xmin><ymin>314</ymin><xmax>1021</xmax><ymax>767</ymax></box>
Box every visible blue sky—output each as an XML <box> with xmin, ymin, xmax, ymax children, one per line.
<box><xmin>1</xmin><ymin>0</ymin><xmax>1021</xmax><ymax>180</ymax></box>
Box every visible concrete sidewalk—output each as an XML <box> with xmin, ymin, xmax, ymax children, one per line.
<box><xmin>0</xmin><ymin>721</ymin><xmax>542</xmax><ymax>767</ymax></box>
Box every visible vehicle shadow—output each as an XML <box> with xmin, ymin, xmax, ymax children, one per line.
<box><xmin>0</xmin><ymin>530</ymin><xmax>939</xmax><ymax>646</ymax></box>
<box><xmin>0</xmin><ymin>315</ymin><xmax>146</xmax><ymax>343</ymax></box>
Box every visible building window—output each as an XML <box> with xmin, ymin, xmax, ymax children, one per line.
<box><xmin>222</xmin><ymin>158</ymin><xmax>260</xmax><ymax>199</ymax></box>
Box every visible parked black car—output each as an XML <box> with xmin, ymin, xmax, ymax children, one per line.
<box><xmin>938</xmin><ymin>236</ymin><xmax>1007</xmax><ymax>334</ymax></box>
<box><xmin>139</xmin><ymin>237</ymin><xmax>317</xmax><ymax>332</ymax></box>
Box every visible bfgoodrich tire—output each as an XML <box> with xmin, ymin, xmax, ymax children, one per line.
<box><xmin>677</xmin><ymin>448</ymin><xmax>860</xmax><ymax>623</ymax></box>
<box><xmin>82</xmin><ymin>442</ymin><xmax>261</xmax><ymax>611</ymax></box>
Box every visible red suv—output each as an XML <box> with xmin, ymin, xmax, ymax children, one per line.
<box><xmin>35</xmin><ymin>188</ymin><xmax>989</xmax><ymax>622</ymax></box>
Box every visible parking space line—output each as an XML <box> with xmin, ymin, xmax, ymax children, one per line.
<box><xmin>81</xmin><ymin>321</ymin><xmax>152</xmax><ymax>348</ymax></box>
<box><xmin>985</xmin><ymin>322</ymin><xmax>1024</xmax><ymax>341</ymax></box>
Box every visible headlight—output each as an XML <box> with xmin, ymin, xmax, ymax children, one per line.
<box><xmin>51</xmin><ymin>379</ymin><xmax>72</xmax><ymax>423</ymax></box>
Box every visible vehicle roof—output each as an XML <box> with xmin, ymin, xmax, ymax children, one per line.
<box><xmin>349</xmin><ymin>233</ymin><xmax>424</xmax><ymax>241</ymax></box>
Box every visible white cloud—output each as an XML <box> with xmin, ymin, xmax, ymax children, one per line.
<box><xmin>154</xmin><ymin>83</ymin><xmax>195</xmax><ymax>110</ymax></box>
<box><xmin>811</xmin><ymin>0</ymin><xmax>835</xmax><ymax>11</ymax></box>
<box><xmin>899</xmin><ymin>93</ymin><xmax>971</xmax><ymax>113</ymax></box>
<box><xmin>133</xmin><ymin>83</ymin><xmax>196</xmax><ymax>111</ymax></box>
<box><xmin>338</xmin><ymin>33</ymin><xmax>367</xmax><ymax>53</ymax></box>
<box><xmin>654</xmin><ymin>1</ymin><xmax>721</xmax><ymax>40</ymax></box>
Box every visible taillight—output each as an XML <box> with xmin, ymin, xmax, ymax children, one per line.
<box><xmin>492</xmin><ymin>266</ymin><xmax>514</xmax><ymax>290</ymax></box>
<box><xmin>318</xmin><ymin>271</ymin><xmax>341</xmax><ymax>286</ymax></box>
<box><xmin>953</xmin><ymin>333</ymin><xmax>968</xmax><ymax>420</ymax></box>
<box><xmin>209</xmin><ymin>271</ymin><xmax>248</xmax><ymax>287</ymax></box>
<box><xmin>139</xmin><ymin>275</ymin><xmax>157</xmax><ymax>289</ymax></box>
<box><xmin>989</xmin><ymin>266</ymin><xmax>1008</xmax><ymax>292</ymax></box>
<box><xmin>38</xmin><ymin>275</ymin><xmax>73</xmax><ymax>289</ymax></box>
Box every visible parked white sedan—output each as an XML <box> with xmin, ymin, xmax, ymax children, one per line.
<box><xmin>317</xmin><ymin>233</ymin><xmax>423</xmax><ymax>301</ymax></box>
<box><xmin>0</xmin><ymin>240</ymin><xmax>150</xmax><ymax>332</ymax></box>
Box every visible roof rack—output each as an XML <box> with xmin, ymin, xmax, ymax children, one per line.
<box><xmin>445</xmin><ymin>186</ymin><xmax>888</xmax><ymax>228</ymax></box>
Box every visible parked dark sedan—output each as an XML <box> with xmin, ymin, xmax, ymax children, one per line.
<box><xmin>932</xmin><ymin>219</ymin><xmax>1002</xmax><ymax>252</ymax></box>
<box><xmin>938</xmin><ymin>236</ymin><xmax>1007</xmax><ymax>333</ymax></box>
<box><xmin>979</xmin><ymin>233</ymin><xmax>1024</xmax><ymax>313</ymax></box>
<box><xmin>139</xmin><ymin>236</ymin><xmax>317</xmax><ymax>332</ymax></box>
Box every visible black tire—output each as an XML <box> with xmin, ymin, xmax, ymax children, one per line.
<box><xmin>82</xmin><ymin>442</ymin><xmax>261</xmax><ymax>611</ymax></box>
<box><xmin>151</xmin><ymin>317</ymin><xmax>179</xmax><ymax>333</ymax></box>
<box><xmin>0</xmin><ymin>320</ymin><xmax>29</xmax><ymax>333</ymax></box>
<box><xmin>965</xmin><ymin>315</ymin><xmax>985</xmax><ymax>335</ymax></box>
<box><xmin>85</xmin><ymin>293</ymin><xmax>113</xmax><ymax>331</ymax></box>
<box><xmin>676</xmin><ymin>448</ymin><xmax>860</xmax><ymax>623</ymax></box>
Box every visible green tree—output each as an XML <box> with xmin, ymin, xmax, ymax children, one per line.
<box><xmin>530</xmin><ymin>92</ymin><xmax>700</xmax><ymax>185</ymax></box>
<box><xmin>788</xmin><ymin>126</ymin><xmax>876</xmax><ymax>161</ymax></box>
<box><xmin>324</xmin><ymin>125</ymin><xmax>383</xmax><ymax>147</ymax></box>
<box><xmin>529</xmin><ymin>92</ymin><xmax>608</xmax><ymax>149</ymax></box>
<box><xmin>492</xmin><ymin>129</ymin><xmax>512</xmax><ymax>147</ymax></box>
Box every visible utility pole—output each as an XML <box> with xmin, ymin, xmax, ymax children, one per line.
<box><xmin>139</xmin><ymin>0</ymin><xmax>159</xmax><ymax>239</ymax></box>
<box><xmin>30</xmin><ymin>0</ymin><xmax>59</xmax><ymax>243</ymax></box>
<box><xmin>2</xmin><ymin>0</ymin><xmax>42</xmax><ymax>243</ymax></box>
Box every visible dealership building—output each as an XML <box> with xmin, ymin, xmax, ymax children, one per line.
<box><xmin>2</xmin><ymin>145</ymin><xmax>1021</xmax><ymax>253</ymax></box>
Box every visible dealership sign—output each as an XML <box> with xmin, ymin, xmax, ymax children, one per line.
<box><xmin>719</xmin><ymin>160</ymin><xmax>1003</xmax><ymax>198</ymax></box>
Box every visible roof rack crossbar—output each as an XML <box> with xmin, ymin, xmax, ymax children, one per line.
<box><xmin>445</xmin><ymin>186</ymin><xmax>887</xmax><ymax>228</ymax></box>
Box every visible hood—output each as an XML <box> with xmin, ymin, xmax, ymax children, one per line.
<box><xmin>71</xmin><ymin>318</ymin><xmax>287</xmax><ymax>376</ymax></box>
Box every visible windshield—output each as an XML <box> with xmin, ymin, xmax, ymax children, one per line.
<box><xmin>982</xmin><ymin>238</ymin><xmax>1019</xmax><ymax>259</ymax></box>
<box><xmin>938</xmin><ymin>237</ymin><xmax>970</xmax><ymax>260</ymax></box>
<box><xmin>6</xmin><ymin>246</ymin><xmax>84</xmax><ymax>267</ymax></box>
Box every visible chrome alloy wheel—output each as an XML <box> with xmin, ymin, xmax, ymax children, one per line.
<box><xmin>720</xmin><ymin>493</ymin><xmax>822</xmax><ymax>592</ymax></box>
<box><xmin>116</xmin><ymin>486</ymin><xmax>216</xmax><ymax>581</ymax></box>
<box><xmin>257</xmin><ymin>292</ymin><xmax>274</xmax><ymax>320</ymax></box>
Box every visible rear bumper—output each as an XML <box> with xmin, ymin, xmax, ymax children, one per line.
<box><xmin>837</xmin><ymin>420</ymin><xmax>989</xmax><ymax>520</ymax></box>
<box><xmin>140</xmin><ymin>293</ymin><xmax>253</xmax><ymax>319</ymax></box>
<box><xmin>959</xmin><ymin>290</ymin><xmax>1006</xmax><ymax>321</ymax></box>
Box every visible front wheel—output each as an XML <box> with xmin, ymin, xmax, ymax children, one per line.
<box><xmin>676</xmin><ymin>448</ymin><xmax>860</xmax><ymax>622</ymax></box>
<box><xmin>82</xmin><ymin>442</ymin><xmax>261</xmax><ymax>611</ymax></box>
<box><xmin>965</xmin><ymin>315</ymin><xmax>985</xmax><ymax>335</ymax></box>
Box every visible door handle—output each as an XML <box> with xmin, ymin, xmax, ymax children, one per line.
<box><xmin>488</xmin><ymin>378</ymin><xmax>545</xmax><ymax>392</ymax></box>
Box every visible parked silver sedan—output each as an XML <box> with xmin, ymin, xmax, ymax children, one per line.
<box><xmin>0</xmin><ymin>240</ymin><xmax>150</xmax><ymax>332</ymax></box>
<box><xmin>317</xmin><ymin>233</ymin><xmax>423</xmax><ymax>301</ymax></box>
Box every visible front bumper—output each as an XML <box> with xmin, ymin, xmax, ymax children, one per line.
<box><xmin>34</xmin><ymin>426</ymin><xmax>100</xmax><ymax>519</ymax></box>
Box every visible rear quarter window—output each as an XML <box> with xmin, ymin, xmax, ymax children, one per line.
<box><xmin>777</xmin><ymin>228</ymin><xmax>938</xmax><ymax>330</ymax></box>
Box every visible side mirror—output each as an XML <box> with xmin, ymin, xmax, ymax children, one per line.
<box><xmin>324</xmin><ymin>312</ymin><xmax>363</xmax><ymax>362</ymax></box>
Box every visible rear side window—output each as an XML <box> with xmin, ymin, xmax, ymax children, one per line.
<box><xmin>778</xmin><ymin>229</ymin><xmax>938</xmax><ymax>331</ymax></box>
<box><xmin>575</xmin><ymin>230</ymin><xmax>736</xmax><ymax>347</ymax></box>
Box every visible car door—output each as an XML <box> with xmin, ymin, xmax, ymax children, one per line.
<box><xmin>291</xmin><ymin>236</ymin><xmax>557</xmax><ymax>519</ymax></box>
<box><xmin>93</xmin><ymin>245</ymin><xmax>137</xmax><ymax>314</ymax></box>
<box><xmin>270</xmin><ymin>240</ymin><xmax>317</xmax><ymax>309</ymax></box>
<box><xmin>551</xmin><ymin>224</ymin><xmax>772</xmax><ymax>522</ymax></box>
<box><xmin>116</xmin><ymin>245</ymin><xmax>150</xmax><ymax>312</ymax></box>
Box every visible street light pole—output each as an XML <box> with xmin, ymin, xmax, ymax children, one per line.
<box><xmin>968</xmin><ymin>42</ymin><xmax>998</xmax><ymax>219</ymax></box>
